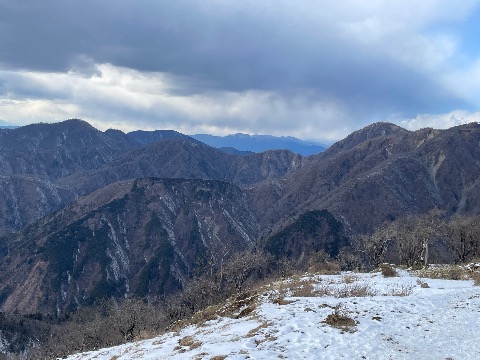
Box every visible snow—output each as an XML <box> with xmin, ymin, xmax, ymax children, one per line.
<box><xmin>65</xmin><ymin>271</ymin><xmax>480</xmax><ymax>360</ymax></box>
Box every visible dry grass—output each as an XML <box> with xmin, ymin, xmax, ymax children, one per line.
<box><xmin>188</xmin><ymin>304</ymin><xmax>223</xmax><ymax>327</ymax></box>
<box><xmin>315</xmin><ymin>261</ymin><xmax>342</xmax><ymax>275</ymax></box>
<box><xmin>221</xmin><ymin>291</ymin><xmax>259</xmax><ymax>319</ymax></box>
<box><xmin>415</xmin><ymin>265</ymin><xmax>471</xmax><ymax>281</ymax></box>
<box><xmin>472</xmin><ymin>272</ymin><xmax>480</xmax><ymax>286</ymax></box>
<box><xmin>342</xmin><ymin>274</ymin><xmax>359</xmax><ymax>284</ymax></box>
<box><xmin>380</xmin><ymin>263</ymin><xmax>398</xmax><ymax>277</ymax></box>
<box><xmin>178</xmin><ymin>335</ymin><xmax>196</xmax><ymax>347</ymax></box>
<box><xmin>246</xmin><ymin>321</ymin><xmax>270</xmax><ymax>338</ymax></box>
<box><xmin>171</xmin><ymin>291</ymin><xmax>259</xmax><ymax>331</ymax></box>
<box><xmin>290</xmin><ymin>281</ymin><xmax>317</xmax><ymax>297</ymax></box>
<box><xmin>178</xmin><ymin>336</ymin><xmax>202</xmax><ymax>350</ymax></box>
<box><xmin>210</xmin><ymin>356</ymin><xmax>228</xmax><ymax>360</ymax></box>
<box><xmin>269</xmin><ymin>276</ymin><xmax>320</xmax><ymax>298</ymax></box>
<box><xmin>268</xmin><ymin>273</ymin><xmax>380</xmax><ymax>301</ymax></box>
<box><xmin>334</xmin><ymin>283</ymin><xmax>378</xmax><ymax>298</ymax></box>
<box><xmin>385</xmin><ymin>283</ymin><xmax>415</xmax><ymax>296</ymax></box>
<box><xmin>323</xmin><ymin>303</ymin><xmax>357</xmax><ymax>329</ymax></box>
<box><xmin>271</xmin><ymin>296</ymin><xmax>296</xmax><ymax>305</ymax></box>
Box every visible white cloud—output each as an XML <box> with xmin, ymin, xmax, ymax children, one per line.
<box><xmin>1</xmin><ymin>1</ymin><xmax>479</xmax><ymax>140</ymax></box>
<box><xmin>397</xmin><ymin>110</ymin><xmax>480</xmax><ymax>130</ymax></box>
<box><xmin>0</xmin><ymin>64</ymin><xmax>351</xmax><ymax>141</ymax></box>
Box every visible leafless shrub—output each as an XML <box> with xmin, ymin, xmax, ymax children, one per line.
<box><xmin>306</xmin><ymin>251</ymin><xmax>342</xmax><ymax>274</ymax></box>
<box><xmin>334</xmin><ymin>283</ymin><xmax>378</xmax><ymax>298</ymax></box>
<box><xmin>380</xmin><ymin>263</ymin><xmax>397</xmax><ymax>277</ymax></box>
<box><xmin>336</xmin><ymin>248</ymin><xmax>364</xmax><ymax>271</ymax></box>
<box><xmin>385</xmin><ymin>283</ymin><xmax>415</xmax><ymax>296</ymax></box>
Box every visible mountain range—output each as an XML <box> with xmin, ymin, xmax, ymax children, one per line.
<box><xmin>1</xmin><ymin>119</ymin><xmax>480</xmax><ymax>315</ymax></box>
<box><xmin>191</xmin><ymin>133</ymin><xmax>326</xmax><ymax>156</ymax></box>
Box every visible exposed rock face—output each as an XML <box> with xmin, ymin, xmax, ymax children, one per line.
<box><xmin>0</xmin><ymin>178</ymin><xmax>259</xmax><ymax>314</ymax></box>
<box><xmin>0</xmin><ymin>175</ymin><xmax>75</xmax><ymax>235</ymax></box>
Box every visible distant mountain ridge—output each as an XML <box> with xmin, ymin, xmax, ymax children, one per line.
<box><xmin>191</xmin><ymin>133</ymin><xmax>326</xmax><ymax>156</ymax></box>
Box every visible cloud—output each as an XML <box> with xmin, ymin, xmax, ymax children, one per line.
<box><xmin>0</xmin><ymin>0</ymin><xmax>479</xmax><ymax>140</ymax></box>
<box><xmin>0</xmin><ymin>64</ymin><xmax>353</xmax><ymax>140</ymax></box>
<box><xmin>398</xmin><ymin>110</ymin><xmax>480</xmax><ymax>130</ymax></box>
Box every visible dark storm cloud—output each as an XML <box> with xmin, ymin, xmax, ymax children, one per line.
<box><xmin>0</xmin><ymin>0</ymin><xmax>470</xmax><ymax>117</ymax></box>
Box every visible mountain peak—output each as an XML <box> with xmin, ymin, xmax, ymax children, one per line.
<box><xmin>325</xmin><ymin>122</ymin><xmax>408</xmax><ymax>156</ymax></box>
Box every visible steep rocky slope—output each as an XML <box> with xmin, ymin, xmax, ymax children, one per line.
<box><xmin>0</xmin><ymin>121</ymin><xmax>302</xmax><ymax>235</ymax></box>
<box><xmin>0</xmin><ymin>178</ymin><xmax>259</xmax><ymax>315</ymax></box>
<box><xmin>58</xmin><ymin>139</ymin><xmax>303</xmax><ymax>195</ymax></box>
<box><xmin>250</xmin><ymin>122</ymin><xmax>480</xmax><ymax>234</ymax></box>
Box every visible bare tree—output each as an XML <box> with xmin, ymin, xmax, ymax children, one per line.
<box><xmin>416</xmin><ymin>209</ymin><xmax>446</xmax><ymax>268</ymax></box>
<box><xmin>384</xmin><ymin>209</ymin><xmax>445</xmax><ymax>267</ymax></box>
<box><xmin>447</xmin><ymin>215</ymin><xmax>480</xmax><ymax>264</ymax></box>
<box><xmin>357</xmin><ymin>226</ymin><xmax>393</xmax><ymax>268</ymax></box>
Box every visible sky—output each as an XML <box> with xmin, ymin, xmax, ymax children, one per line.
<box><xmin>0</xmin><ymin>0</ymin><xmax>480</xmax><ymax>142</ymax></box>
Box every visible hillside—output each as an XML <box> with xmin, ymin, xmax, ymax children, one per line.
<box><xmin>0</xmin><ymin>120</ymin><xmax>302</xmax><ymax>235</ymax></box>
<box><xmin>58</xmin><ymin>139</ymin><xmax>303</xmax><ymax>195</ymax></box>
<box><xmin>3</xmin><ymin>120</ymin><xmax>480</xmax><ymax>358</ymax></box>
<box><xmin>65</xmin><ymin>268</ymin><xmax>480</xmax><ymax>359</ymax></box>
<box><xmin>250</xmin><ymin>122</ymin><xmax>480</xmax><ymax>234</ymax></box>
<box><xmin>0</xmin><ymin>178</ymin><xmax>258</xmax><ymax>314</ymax></box>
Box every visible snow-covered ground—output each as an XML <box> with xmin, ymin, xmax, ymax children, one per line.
<box><xmin>66</xmin><ymin>270</ymin><xmax>480</xmax><ymax>360</ymax></box>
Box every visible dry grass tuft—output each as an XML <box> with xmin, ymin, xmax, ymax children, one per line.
<box><xmin>270</xmin><ymin>277</ymin><xmax>320</xmax><ymax>298</ymax></box>
<box><xmin>472</xmin><ymin>272</ymin><xmax>480</xmax><ymax>286</ymax></box>
<box><xmin>178</xmin><ymin>335</ymin><xmax>196</xmax><ymax>347</ymax></box>
<box><xmin>178</xmin><ymin>335</ymin><xmax>202</xmax><ymax>350</ymax></box>
<box><xmin>415</xmin><ymin>265</ymin><xmax>470</xmax><ymax>281</ymax></box>
<box><xmin>271</xmin><ymin>296</ymin><xmax>296</xmax><ymax>305</ymax></box>
<box><xmin>290</xmin><ymin>280</ymin><xmax>317</xmax><ymax>297</ymax></box>
<box><xmin>341</xmin><ymin>274</ymin><xmax>359</xmax><ymax>284</ymax></box>
<box><xmin>380</xmin><ymin>263</ymin><xmax>398</xmax><ymax>277</ymax></box>
<box><xmin>385</xmin><ymin>283</ymin><xmax>415</xmax><ymax>296</ymax></box>
<box><xmin>246</xmin><ymin>321</ymin><xmax>270</xmax><ymax>338</ymax></box>
<box><xmin>210</xmin><ymin>356</ymin><xmax>228</xmax><ymax>360</ymax></box>
<box><xmin>324</xmin><ymin>303</ymin><xmax>357</xmax><ymax>329</ymax></box>
<box><xmin>334</xmin><ymin>283</ymin><xmax>378</xmax><ymax>298</ymax></box>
